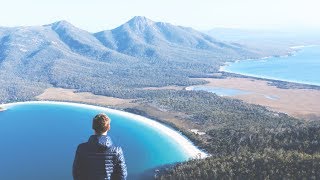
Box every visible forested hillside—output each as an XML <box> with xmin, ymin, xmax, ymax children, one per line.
<box><xmin>149</xmin><ymin>91</ymin><xmax>320</xmax><ymax>179</ymax></box>
<box><xmin>0</xmin><ymin>16</ymin><xmax>257</xmax><ymax>103</ymax></box>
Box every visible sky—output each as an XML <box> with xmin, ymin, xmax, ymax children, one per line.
<box><xmin>0</xmin><ymin>0</ymin><xmax>319</xmax><ymax>32</ymax></box>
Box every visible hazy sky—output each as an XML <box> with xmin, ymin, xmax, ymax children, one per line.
<box><xmin>0</xmin><ymin>0</ymin><xmax>319</xmax><ymax>32</ymax></box>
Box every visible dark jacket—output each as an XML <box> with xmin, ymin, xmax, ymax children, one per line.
<box><xmin>73</xmin><ymin>135</ymin><xmax>127</xmax><ymax>180</ymax></box>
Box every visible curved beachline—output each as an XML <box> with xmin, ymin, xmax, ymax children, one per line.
<box><xmin>220</xmin><ymin>67</ymin><xmax>320</xmax><ymax>87</ymax></box>
<box><xmin>219</xmin><ymin>45</ymin><xmax>320</xmax><ymax>87</ymax></box>
<box><xmin>2</xmin><ymin>101</ymin><xmax>208</xmax><ymax>159</ymax></box>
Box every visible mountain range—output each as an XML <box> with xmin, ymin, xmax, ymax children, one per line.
<box><xmin>0</xmin><ymin>16</ymin><xmax>256</xmax><ymax>102</ymax></box>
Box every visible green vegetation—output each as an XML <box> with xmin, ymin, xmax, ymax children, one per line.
<box><xmin>143</xmin><ymin>90</ymin><xmax>320</xmax><ymax>179</ymax></box>
<box><xmin>158</xmin><ymin>150</ymin><xmax>320</xmax><ymax>180</ymax></box>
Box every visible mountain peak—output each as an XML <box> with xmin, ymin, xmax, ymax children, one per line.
<box><xmin>46</xmin><ymin>20</ymin><xmax>75</xmax><ymax>30</ymax></box>
<box><xmin>127</xmin><ymin>16</ymin><xmax>154</xmax><ymax>27</ymax></box>
<box><xmin>130</xmin><ymin>16</ymin><xmax>152</xmax><ymax>22</ymax></box>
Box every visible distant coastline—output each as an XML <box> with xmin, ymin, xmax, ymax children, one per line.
<box><xmin>219</xmin><ymin>45</ymin><xmax>303</xmax><ymax>71</ymax></box>
<box><xmin>219</xmin><ymin>45</ymin><xmax>320</xmax><ymax>87</ymax></box>
<box><xmin>220</xmin><ymin>69</ymin><xmax>320</xmax><ymax>87</ymax></box>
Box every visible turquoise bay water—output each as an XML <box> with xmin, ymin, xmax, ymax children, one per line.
<box><xmin>222</xmin><ymin>45</ymin><xmax>320</xmax><ymax>86</ymax></box>
<box><xmin>0</xmin><ymin>102</ymin><xmax>190</xmax><ymax>180</ymax></box>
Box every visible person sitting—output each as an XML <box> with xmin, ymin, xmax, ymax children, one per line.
<box><xmin>73</xmin><ymin>113</ymin><xmax>127</xmax><ymax>180</ymax></box>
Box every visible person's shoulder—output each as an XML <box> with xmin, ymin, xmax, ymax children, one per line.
<box><xmin>77</xmin><ymin>142</ymin><xmax>89</xmax><ymax>151</ymax></box>
<box><xmin>109</xmin><ymin>146</ymin><xmax>124</xmax><ymax>155</ymax></box>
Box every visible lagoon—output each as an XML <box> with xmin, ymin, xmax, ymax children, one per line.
<box><xmin>221</xmin><ymin>45</ymin><xmax>320</xmax><ymax>86</ymax></box>
<box><xmin>0</xmin><ymin>101</ymin><xmax>205</xmax><ymax>180</ymax></box>
<box><xmin>186</xmin><ymin>86</ymin><xmax>250</xmax><ymax>96</ymax></box>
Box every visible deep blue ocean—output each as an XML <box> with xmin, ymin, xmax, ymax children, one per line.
<box><xmin>0</xmin><ymin>102</ymin><xmax>190</xmax><ymax>179</ymax></box>
<box><xmin>222</xmin><ymin>45</ymin><xmax>320</xmax><ymax>86</ymax></box>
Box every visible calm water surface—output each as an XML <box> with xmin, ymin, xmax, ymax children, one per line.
<box><xmin>189</xmin><ymin>86</ymin><xmax>250</xmax><ymax>96</ymax></box>
<box><xmin>222</xmin><ymin>45</ymin><xmax>320</xmax><ymax>86</ymax></box>
<box><xmin>0</xmin><ymin>103</ymin><xmax>190</xmax><ymax>180</ymax></box>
